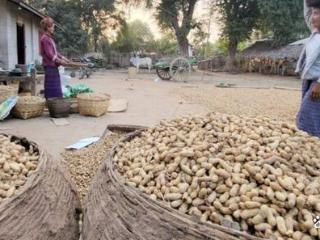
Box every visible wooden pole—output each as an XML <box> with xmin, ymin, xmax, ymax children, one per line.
<box><xmin>31</xmin><ymin>68</ymin><xmax>36</xmax><ymax>96</ymax></box>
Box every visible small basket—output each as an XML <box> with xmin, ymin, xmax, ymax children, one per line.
<box><xmin>13</xmin><ymin>96</ymin><xmax>45</xmax><ymax>120</ymax></box>
<box><xmin>47</xmin><ymin>98</ymin><xmax>71</xmax><ymax>118</ymax></box>
<box><xmin>0</xmin><ymin>85</ymin><xmax>18</xmax><ymax>103</ymax></box>
<box><xmin>77</xmin><ymin>93</ymin><xmax>110</xmax><ymax>117</ymax></box>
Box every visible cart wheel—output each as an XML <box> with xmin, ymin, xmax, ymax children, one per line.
<box><xmin>156</xmin><ymin>68</ymin><xmax>171</xmax><ymax>80</ymax></box>
<box><xmin>170</xmin><ymin>57</ymin><xmax>191</xmax><ymax>82</ymax></box>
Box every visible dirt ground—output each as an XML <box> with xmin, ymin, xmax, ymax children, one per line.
<box><xmin>1</xmin><ymin>69</ymin><xmax>302</xmax><ymax>159</ymax></box>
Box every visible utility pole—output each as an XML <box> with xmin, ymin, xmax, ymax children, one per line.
<box><xmin>204</xmin><ymin>0</ymin><xmax>214</xmax><ymax>59</ymax></box>
<box><xmin>201</xmin><ymin>0</ymin><xmax>215</xmax><ymax>81</ymax></box>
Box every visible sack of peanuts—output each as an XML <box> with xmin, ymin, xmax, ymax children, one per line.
<box><xmin>0</xmin><ymin>134</ymin><xmax>81</xmax><ymax>240</ymax></box>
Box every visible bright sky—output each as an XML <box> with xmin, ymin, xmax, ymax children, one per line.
<box><xmin>120</xmin><ymin>1</ymin><xmax>221</xmax><ymax>43</ymax></box>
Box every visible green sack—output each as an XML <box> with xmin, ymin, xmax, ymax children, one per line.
<box><xmin>63</xmin><ymin>84</ymin><xmax>94</xmax><ymax>98</ymax></box>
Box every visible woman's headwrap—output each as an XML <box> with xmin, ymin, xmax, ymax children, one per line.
<box><xmin>40</xmin><ymin>17</ymin><xmax>54</xmax><ymax>33</ymax></box>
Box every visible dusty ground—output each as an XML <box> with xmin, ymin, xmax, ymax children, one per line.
<box><xmin>1</xmin><ymin>69</ymin><xmax>302</xmax><ymax>159</ymax></box>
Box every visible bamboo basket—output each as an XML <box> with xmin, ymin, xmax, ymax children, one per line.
<box><xmin>69</xmin><ymin>98</ymin><xmax>79</xmax><ymax>114</ymax></box>
<box><xmin>77</xmin><ymin>93</ymin><xmax>110</xmax><ymax>117</ymax></box>
<box><xmin>0</xmin><ymin>85</ymin><xmax>18</xmax><ymax>103</ymax></box>
<box><xmin>83</xmin><ymin>130</ymin><xmax>266</xmax><ymax>240</ymax></box>
<box><xmin>13</xmin><ymin>96</ymin><xmax>46</xmax><ymax>120</ymax></box>
<box><xmin>0</xmin><ymin>134</ymin><xmax>80</xmax><ymax>240</ymax></box>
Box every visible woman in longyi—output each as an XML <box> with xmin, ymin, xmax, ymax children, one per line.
<box><xmin>40</xmin><ymin>17</ymin><xmax>70</xmax><ymax>99</ymax></box>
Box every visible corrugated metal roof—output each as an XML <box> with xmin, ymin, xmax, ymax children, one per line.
<box><xmin>8</xmin><ymin>0</ymin><xmax>46</xmax><ymax>19</ymax></box>
<box><xmin>242</xmin><ymin>39</ymin><xmax>304</xmax><ymax>59</ymax></box>
<box><xmin>7</xmin><ymin>0</ymin><xmax>63</xmax><ymax>29</ymax></box>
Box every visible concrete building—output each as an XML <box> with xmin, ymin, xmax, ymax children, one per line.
<box><xmin>0</xmin><ymin>0</ymin><xmax>45</xmax><ymax>70</ymax></box>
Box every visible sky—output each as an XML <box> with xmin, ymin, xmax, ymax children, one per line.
<box><xmin>119</xmin><ymin>1</ymin><xmax>221</xmax><ymax>42</ymax></box>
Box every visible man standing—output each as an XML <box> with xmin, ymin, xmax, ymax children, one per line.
<box><xmin>296</xmin><ymin>0</ymin><xmax>320</xmax><ymax>137</ymax></box>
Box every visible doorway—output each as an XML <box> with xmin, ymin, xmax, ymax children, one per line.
<box><xmin>17</xmin><ymin>23</ymin><xmax>25</xmax><ymax>65</ymax></box>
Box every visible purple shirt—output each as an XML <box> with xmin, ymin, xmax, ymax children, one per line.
<box><xmin>40</xmin><ymin>33</ymin><xmax>64</xmax><ymax>67</ymax></box>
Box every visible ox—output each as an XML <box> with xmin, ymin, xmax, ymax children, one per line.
<box><xmin>130</xmin><ymin>55</ymin><xmax>152</xmax><ymax>72</ymax></box>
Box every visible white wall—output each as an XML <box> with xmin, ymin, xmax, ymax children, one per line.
<box><xmin>0</xmin><ymin>0</ymin><xmax>10</xmax><ymax>69</ymax></box>
<box><xmin>0</xmin><ymin>2</ymin><xmax>42</xmax><ymax>69</ymax></box>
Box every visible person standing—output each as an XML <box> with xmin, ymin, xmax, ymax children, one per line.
<box><xmin>296</xmin><ymin>0</ymin><xmax>320</xmax><ymax>137</ymax></box>
<box><xmin>40</xmin><ymin>17</ymin><xmax>70</xmax><ymax>99</ymax></box>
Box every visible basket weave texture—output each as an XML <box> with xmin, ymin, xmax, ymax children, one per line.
<box><xmin>0</xmin><ymin>85</ymin><xmax>18</xmax><ymax>103</ymax></box>
<box><xmin>77</xmin><ymin>93</ymin><xmax>110</xmax><ymax>117</ymax></box>
<box><xmin>13</xmin><ymin>96</ymin><xmax>46</xmax><ymax>119</ymax></box>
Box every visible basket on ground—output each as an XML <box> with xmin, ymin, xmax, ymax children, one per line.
<box><xmin>13</xmin><ymin>96</ymin><xmax>46</xmax><ymax>119</ymax></box>
<box><xmin>77</xmin><ymin>93</ymin><xmax>110</xmax><ymax>117</ymax></box>
<box><xmin>47</xmin><ymin>98</ymin><xmax>71</xmax><ymax>118</ymax></box>
<box><xmin>0</xmin><ymin>85</ymin><xmax>18</xmax><ymax>103</ymax></box>
<box><xmin>69</xmin><ymin>98</ymin><xmax>79</xmax><ymax>114</ymax></box>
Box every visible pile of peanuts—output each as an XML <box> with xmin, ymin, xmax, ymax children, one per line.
<box><xmin>114</xmin><ymin>113</ymin><xmax>320</xmax><ymax>240</ymax></box>
<box><xmin>0</xmin><ymin>135</ymin><xmax>39</xmax><ymax>202</ymax></box>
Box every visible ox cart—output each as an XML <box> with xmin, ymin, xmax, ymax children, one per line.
<box><xmin>154</xmin><ymin>57</ymin><xmax>198</xmax><ymax>82</ymax></box>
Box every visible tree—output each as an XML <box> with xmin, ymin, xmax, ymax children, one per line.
<box><xmin>151</xmin><ymin>33</ymin><xmax>178</xmax><ymax>55</ymax></box>
<box><xmin>27</xmin><ymin>0</ymin><xmax>89</xmax><ymax>56</ymax></box>
<box><xmin>129</xmin><ymin>0</ymin><xmax>200</xmax><ymax>56</ymax></box>
<box><xmin>112</xmin><ymin>20</ymin><xmax>155</xmax><ymax>53</ymax></box>
<box><xmin>26</xmin><ymin>0</ymin><xmax>47</xmax><ymax>10</ymax></box>
<box><xmin>155</xmin><ymin>0</ymin><xmax>200</xmax><ymax>56</ymax></box>
<box><xmin>214</xmin><ymin>0</ymin><xmax>259</xmax><ymax>71</ymax></box>
<box><xmin>80</xmin><ymin>0</ymin><xmax>121</xmax><ymax>52</ymax></box>
<box><xmin>130</xmin><ymin>20</ymin><xmax>154</xmax><ymax>44</ymax></box>
<box><xmin>29</xmin><ymin>0</ymin><xmax>122</xmax><ymax>53</ymax></box>
<box><xmin>257</xmin><ymin>0</ymin><xmax>309</xmax><ymax>46</ymax></box>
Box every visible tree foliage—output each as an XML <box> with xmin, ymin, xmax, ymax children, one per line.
<box><xmin>27</xmin><ymin>0</ymin><xmax>121</xmax><ymax>54</ymax></box>
<box><xmin>257</xmin><ymin>0</ymin><xmax>309</xmax><ymax>46</ymax></box>
<box><xmin>111</xmin><ymin>20</ymin><xmax>154</xmax><ymax>52</ymax></box>
<box><xmin>213</xmin><ymin>0</ymin><xmax>309</xmax><ymax>70</ymax></box>
<box><xmin>151</xmin><ymin>33</ymin><xmax>178</xmax><ymax>55</ymax></box>
<box><xmin>79</xmin><ymin>0</ymin><xmax>121</xmax><ymax>51</ymax></box>
<box><xmin>130</xmin><ymin>0</ymin><xmax>200</xmax><ymax>56</ymax></box>
<box><xmin>27</xmin><ymin>0</ymin><xmax>89</xmax><ymax>56</ymax></box>
<box><xmin>214</xmin><ymin>0</ymin><xmax>259</xmax><ymax>60</ymax></box>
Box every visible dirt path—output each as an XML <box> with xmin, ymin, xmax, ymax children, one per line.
<box><xmin>1</xmin><ymin>70</ymin><xmax>302</xmax><ymax>159</ymax></box>
<box><xmin>176</xmin><ymin>85</ymin><xmax>300</xmax><ymax>123</ymax></box>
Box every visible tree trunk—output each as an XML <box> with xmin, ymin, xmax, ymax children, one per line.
<box><xmin>224</xmin><ymin>40</ymin><xmax>238</xmax><ymax>72</ymax></box>
<box><xmin>93</xmin><ymin>35</ymin><xmax>98</xmax><ymax>52</ymax></box>
<box><xmin>177</xmin><ymin>37</ymin><xmax>189</xmax><ymax>57</ymax></box>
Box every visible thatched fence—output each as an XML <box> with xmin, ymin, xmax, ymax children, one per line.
<box><xmin>198</xmin><ymin>39</ymin><xmax>305</xmax><ymax>76</ymax></box>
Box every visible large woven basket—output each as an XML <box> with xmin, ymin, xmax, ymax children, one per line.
<box><xmin>83</xmin><ymin>130</ymin><xmax>266</xmax><ymax>240</ymax></box>
<box><xmin>0</xmin><ymin>134</ymin><xmax>81</xmax><ymax>240</ymax></box>
<box><xmin>13</xmin><ymin>96</ymin><xmax>46</xmax><ymax>120</ymax></box>
<box><xmin>0</xmin><ymin>85</ymin><xmax>18</xmax><ymax>103</ymax></box>
<box><xmin>77</xmin><ymin>93</ymin><xmax>110</xmax><ymax>117</ymax></box>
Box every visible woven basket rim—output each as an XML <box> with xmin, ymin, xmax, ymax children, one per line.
<box><xmin>15</xmin><ymin>97</ymin><xmax>45</xmax><ymax>112</ymax></box>
<box><xmin>0</xmin><ymin>86</ymin><xmax>15</xmax><ymax>90</ymax></box>
<box><xmin>102</xmin><ymin>131</ymin><xmax>267</xmax><ymax>240</ymax></box>
<box><xmin>15</xmin><ymin>102</ymin><xmax>45</xmax><ymax>108</ymax></box>
<box><xmin>77</xmin><ymin>93</ymin><xmax>111</xmax><ymax>101</ymax></box>
<box><xmin>17</xmin><ymin>98</ymin><xmax>46</xmax><ymax>105</ymax></box>
<box><xmin>78</xmin><ymin>101</ymin><xmax>109</xmax><ymax>117</ymax></box>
